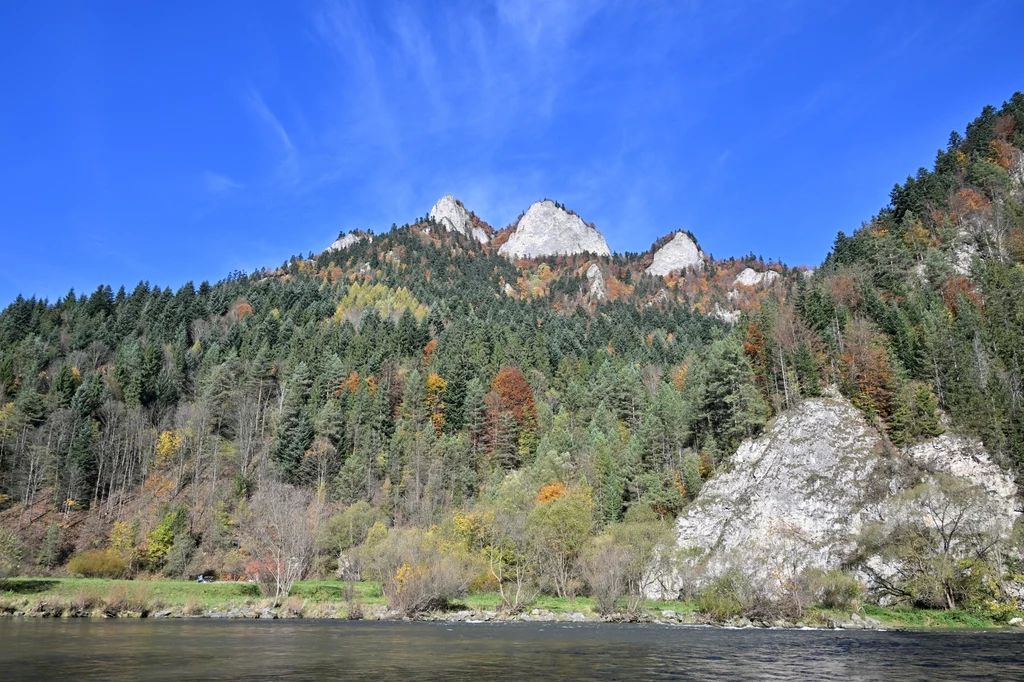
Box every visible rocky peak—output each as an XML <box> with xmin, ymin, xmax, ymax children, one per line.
<box><xmin>429</xmin><ymin>194</ymin><xmax>489</xmax><ymax>244</ymax></box>
<box><xmin>498</xmin><ymin>200</ymin><xmax>611</xmax><ymax>259</ymax></box>
<box><xmin>326</xmin><ymin>231</ymin><xmax>371</xmax><ymax>252</ymax></box>
<box><xmin>645</xmin><ymin>231</ymin><xmax>705</xmax><ymax>276</ymax></box>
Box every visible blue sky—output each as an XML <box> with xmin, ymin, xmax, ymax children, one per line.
<box><xmin>1</xmin><ymin>0</ymin><xmax>1023</xmax><ymax>305</ymax></box>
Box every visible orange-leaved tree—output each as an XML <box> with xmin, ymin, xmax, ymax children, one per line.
<box><xmin>485</xmin><ymin>367</ymin><xmax>537</xmax><ymax>469</ymax></box>
<box><xmin>840</xmin><ymin>318</ymin><xmax>894</xmax><ymax>419</ymax></box>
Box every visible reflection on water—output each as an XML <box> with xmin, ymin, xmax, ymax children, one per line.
<box><xmin>1</xmin><ymin>619</ymin><xmax>1021</xmax><ymax>681</ymax></box>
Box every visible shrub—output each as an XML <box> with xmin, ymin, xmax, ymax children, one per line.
<box><xmin>67</xmin><ymin>549</ymin><xmax>129</xmax><ymax>578</ymax></box>
<box><xmin>284</xmin><ymin>596</ymin><xmax>305</xmax><ymax>617</ymax></box>
<box><xmin>71</xmin><ymin>588</ymin><xmax>103</xmax><ymax>613</ymax></box>
<box><xmin>102</xmin><ymin>584</ymin><xmax>156</xmax><ymax>616</ymax></box>
<box><xmin>857</xmin><ymin>475</ymin><xmax>1004</xmax><ymax>610</ymax></box>
<box><xmin>320</xmin><ymin>501</ymin><xmax>384</xmax><ymax>556</ymax></box>
<box><xmin>697</xmin><ymin>570</ymin><xmax>750</xmax><ymax>620</ymax></box>
<box><xmin>361</xmin><ymin>527</ymin><xmax>474</xmax><ymax>616</ymax></box>
<box><xmin>812</xmin><ymin>569</ymin><xmax>863</xmax><ymax>610</ymax></box>
<box><xmin>581</xmin><ymin>536</ymin><xmax>629</xmax><ymax>615</ymax></box>
<box><xmin>344</xmin><ymin>581</ymin><xmax>364</xmax><ymax>620</ymax></box>
<box><xmin>606</xmin><ymin>514</ymin><xmax>675</xmax><ymax>612</ymax></box>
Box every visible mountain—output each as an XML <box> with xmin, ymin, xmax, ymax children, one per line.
<box><xmin>428</xmin><ymin>194</ymin><xmax>491</xmax><ymax>244</ymax></box>
<box><xmin>497</xmin><ymin>199</ymin><xmax>611</xmax><ymax>259</ymax></box>
<box><xmin>645</xmin><ymin>231</ymin><xmax>705</xmax><ymax>275</ymax></box>
<box><xmin>1</xmin><ymin>93</ymin><xmax>1023</xmax><ymax>620</ymax></box>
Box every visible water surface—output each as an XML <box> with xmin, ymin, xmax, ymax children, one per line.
<box><xmin>1</xmin><ymin>619</ymin><xmax>1020</xmax><ymax>680</ymax></box>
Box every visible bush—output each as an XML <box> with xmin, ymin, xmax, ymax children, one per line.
<box><xmin>812</xmin><ymin>569</ymin><xmax>863</xmax><ymax>610</ymax></box>
<box><xmin>67</xmin><ymin>549</ymin><xmax>129</xmax><ymax>578</ymax></box>
<box><xmin>697</xmin><ymin>570</ymin><xmax>750</xmax><ymax>620</ymax></box>
<box><xmin>71</xmin><ymin>588</ymin><xmax>103</xmax><ymax>613</ymax></box>
<box><xmin>581</xmin><ymin>536</ymin><xmax>629</xmax><ymax>615</ymax></box>
<box><xmin>103</xmin><ymin>584</ymin><xmax>157</xmax><ymax>616</ymax></box>
<box><xmin>360</xmin><ymin>527</ymin><xmax>474</xmax><ymax>616</ymax></box>
<box><xmin>320</xmin><ymin>501</ymin><xmax>384</xmax><ymax>556</ymax></box>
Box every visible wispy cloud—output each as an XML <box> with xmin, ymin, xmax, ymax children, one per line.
<box><xmin>314</xmin><ymin>1</ymin><xmax>398</xmax><ymax>155</ymax></box>
<box><xmin>204</xmin><ymin>171</ymin><xmax>243</xmax><ymax>193</ymax></box>
<box><xmin>244</xmin><ymin>88</ymin><xmax>300</xmax><ymax>185</ymax></box>
<box><xmin>494</xmin><ymin>0</ymin><xmax>606</xmax><ymax>50</ymax></box>
<box><xmin>235</xmin><ymin>0</ymin><xmax>832</xmax><ymax>245</ymax></box>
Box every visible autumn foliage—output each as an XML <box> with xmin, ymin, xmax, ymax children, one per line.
<box><xmin>840</xmin><ymin>320</ymin><xmax>893</xmax><ymax>419</ymax></box>
<box><xmin>426</xmin><ymin>373</ymin><xmax>448</xmax><ymax>434</ymax></box>
<box><xmin>535</xmin><ymin>481</ymin><xmax>567</xmax><ymax>504</ymax></box>
<box><xmin>227</xmin><ymin>299</ymin><xmax>254</xmax><ymax>322</ymax></box>
<box><xmin>484</xmin><ymin>367</ymin><xmax>538</xmax><ymax>467</ymax></box>
<box><xmin>942</xmin><ymin>276</ymin><xmax>983</xmax><ymax>315</ymax></box>
<box><xmin>489</xmin><ymin>367</ymin><xmax>537</xmax><ymax>429</ymax></box>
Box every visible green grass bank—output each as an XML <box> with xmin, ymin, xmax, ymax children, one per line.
<box><xmin>2</xmin><ymin>577</ymin><xmax>1021</xmax><ymax>630</ymax></box>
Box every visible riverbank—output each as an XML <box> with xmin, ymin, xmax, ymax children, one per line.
<box><xmin>1</xmin><ymin>578</ymin><xmax>1019</xmax><ymax>630</ymax></box>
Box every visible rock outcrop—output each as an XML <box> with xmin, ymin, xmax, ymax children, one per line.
<box><xmin>586</xmin><ymin>263</ymin><xmax>606</xmax><ymax>300</ymax></box>
<box><xmin>326</xmin><ymin>232</ymin><xmax>370</xmax><ymax>252</ymax></box>
<box><xmin>652</xmin><ymin>392</ymin><xmax>1018</xmax><ymax>598</ymax></box>
<box><xmin>498</xmin><ymin>200</ymin><xmax>610</xmax><ymax>259</ymax></box>
<box><xmin>734</xmin><ymin>267</ymin><xmax>780</xmax><ymax>287</ymax></box>
<box><xmin>646</xmin><ymin>232</ymin><xmax>705</xmax><ymax>276</ymax></box>
<box><xmin>712</xmin><ymin>303</ymin><xmax>741</xmax><ymax>325</ymax></box>
<box><xmin>429</xmin><ymin>194</ymin><xmax>489</xmax><ymax>244</ymax></box>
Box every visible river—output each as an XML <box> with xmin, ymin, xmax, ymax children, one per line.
<box><xmin>1</xmin><ymin>619</ymin><xmax>1021</xmax><ymax>680</ymax></box>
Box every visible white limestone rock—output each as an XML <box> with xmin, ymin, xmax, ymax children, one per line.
<box><xmin>326</xmin><ymin>232</ymin><xmax>369</xmax><ymax>252</ymax></box>
<box><xmin>646</xmin><ymin>232</ymin><xmax>705</xmax><ymax>276</ymax></box>
<box><xmin>650</xmin><ymin>393</ymin><xmax>1018</xmax><ymax>598</ymax></box>
<box><xmin>734</xmin><ymin>267</ymin><xmax>780</xmax><ymax>287</ymax></box>
<box><xmin>586</xmin><ymin>263</ymin><xmax>606</xmax><ymax>300</ymax></box>
<box><xmin>955</xmin><ymin>227</ymin><xmax>983</xmax><ymax>275</ymax></box>
<box><xmin>429</xmin><ymin>194</ymin><xmax>489</xmax><ymax>244</ymax></box>
<box><xmin>713</xmin><ymin>303</ymin><xmax>741</xmax><ymax>325</ymax></box>
<box><xmin>1012</xmin><ymin>150</ymin><xmax>1024</xmax><ymax>191</ymax></box>
<box><xmin>498</xmin><ymin>200</ymin><xmax>610</xmax><ymax>259</ymax></box>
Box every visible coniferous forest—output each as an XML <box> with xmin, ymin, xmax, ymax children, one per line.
<box><xmin>2</xmin><ymin>94</ymin><xmax>1024</xmax><ymax>618</ymax></box>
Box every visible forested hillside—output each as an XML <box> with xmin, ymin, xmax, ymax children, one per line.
<box><xmin>1</xmin><ymin>94</ymin><xmax>1023</xmax><ymax>614</ymax></box>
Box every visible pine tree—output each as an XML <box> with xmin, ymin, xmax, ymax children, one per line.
<box><xmin>272</xmin><ymin>362</ymin><xmax>314</xmax><ymax>481</ymax></box>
